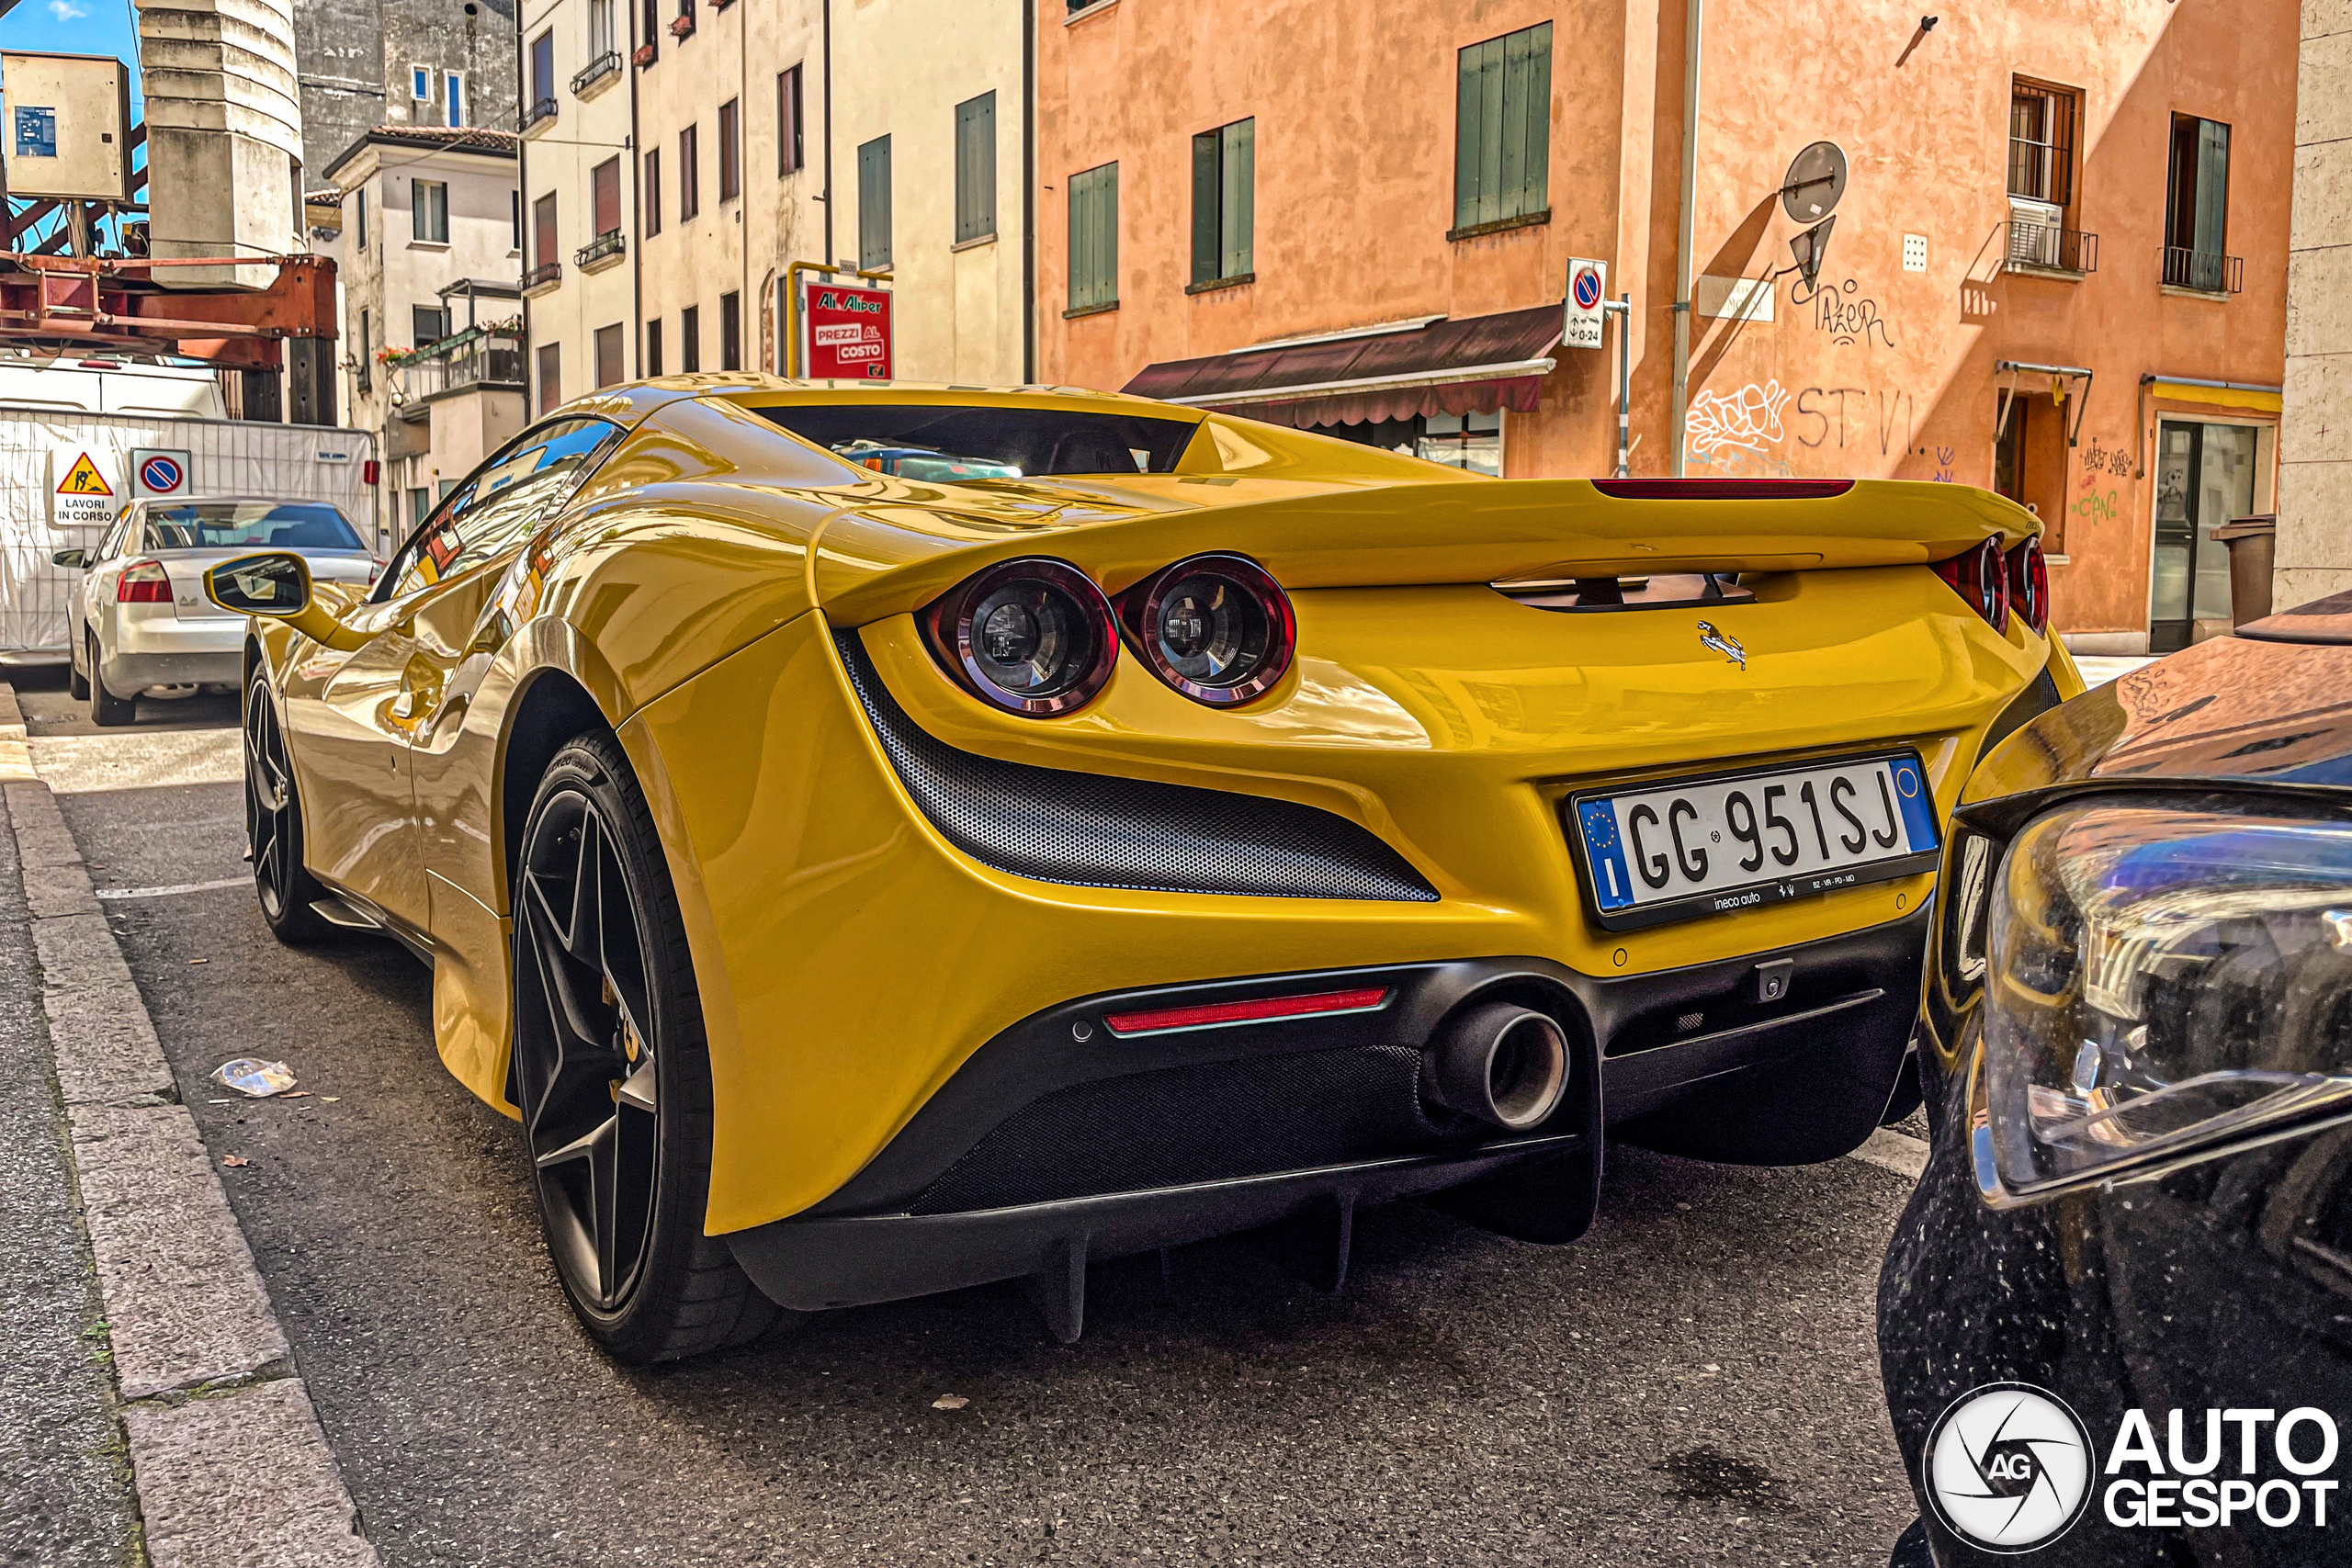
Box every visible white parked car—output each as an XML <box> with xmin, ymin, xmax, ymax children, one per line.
<box><xmin>53</xmin><ymin>497</ymin><xmax>379</xmax><ymax>726</ymax></box>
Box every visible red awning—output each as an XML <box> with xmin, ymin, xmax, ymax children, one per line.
<box><xmin>1121</xmin><ymin>305</ymin><xmax>1564</xmax><ymax>429</ymax></box>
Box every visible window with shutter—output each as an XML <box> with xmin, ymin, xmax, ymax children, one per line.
<box><xmin>1191</xmin><ymin>118</ymin><xmax>1253</xmax><ymax>286</ymax></box>
<box><xmin>779</xmin><ymin>67</ymin><xmax>805</xmax><ymax>175</ymax></box>
<box><xmin>533</xmin><ymin>192</ymin><xmax>558</xmax><ymax>268</ymax></box>
<box><xmin>1453</xmin><ymin>22</ymin><xmax>1552</xmax><ymax>235</ymax></box>
<box><xmin>956</xmin><ymin>93</ymin><xmax>997</xmax><ymax>243</ymax></box>
<box><xmin>720</xmin><ymin>291</ymin><xmax>741</xmax><ymax>371</ymax></box>
<box><xmin>680</xmin><ymin>124</ymin><xmax>699</xmax><ymax>220</ymax></box>
<box><xmin>594</xmin><ymin>324</ymin><xmax>624</xmax><ymax>388</ymax></box>
<box><xmin>413</xmin><ymin>179</ymin><xmax>449</xmax><ymax>243</ymax></box>
<box><xmin>681</xmin><ymin>305</ymin><xmax>700</xmax><ymax>372</ymax></box>
<box><xmin>859</xmin><ymin>134</ymin><xmax>893</xmax><ymax>269</ymax></box>
<box><xmin>2165</xmin><ymin>114</ymin><xmax>2235</xmax><ymax>291</ymax></box>
<box><xmin>718</xmin><ymin>98</ymin><xmax>741</xmax><ymax>201</ymax></box>
<box><xmin>645</xmin><ymin>319</ymin><xmax>663</xmax><ymax>377</ymax></box>
<box><xmin>1068</xmin><ymin>162</ymin><xmax>1118</xmax><ymax>311</ymax></box>
<box><xmin>642</xmin><ymin>149</ymin><xmax>661</xmax><ymax>236</ymax></box>
<box><xmin>592</xmin><ymin>157</ymin><xmax>621</xmax><ymax>237</ymax></box>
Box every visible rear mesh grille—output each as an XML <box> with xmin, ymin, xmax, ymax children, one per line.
<box><xmin>833</xmin><ymin>629</ymin><xmax>1439</xmax><ymax>902</ymax></box>
<box><xmin>910</xmin><ymin>1045</ymin><xmax>1477</xmax><ymax>1215</ymax></box>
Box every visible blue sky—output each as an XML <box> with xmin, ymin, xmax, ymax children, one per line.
<box><xmin>2</xmin><ymin>0</ymin><xmax>144</xmax><ymax>118</ymax></box>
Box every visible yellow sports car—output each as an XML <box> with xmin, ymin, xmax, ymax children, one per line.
<box><xmin>209</xmin><ymin>378</ymin><xmax>2075</xmax><ymax>1361</ymax></box>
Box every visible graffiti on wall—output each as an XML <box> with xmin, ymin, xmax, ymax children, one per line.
<box><xmin>1790</xmin><ymin>276</ymin><xmax>1897</xmax><ymax>349</ymax></box>
<box><xmin>1790</xmin><ymin>386</ymin><xmax>1916</xmax><ymax>456</ymax></box>
<box><xmin>1685</xmin><ymin>380</ymin><xmax>1791</xmax><ymax>459</ymax></box>
<box><xmin>2078</xmin><ymin>435</ymin><xmax>2132</xmax><ymax>480</ymax></box>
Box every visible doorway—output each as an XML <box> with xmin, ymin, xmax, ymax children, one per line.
<box><xmin>2150</xmin><ymin>419</ymin><xmax>2258</xmax><ymax>652</ymax></box>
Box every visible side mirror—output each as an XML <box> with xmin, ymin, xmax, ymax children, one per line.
<box><xmin>205</xmin><ymin>551</ymin><xmax>313</xmax><ymax>616</ymax></box>
<box><xmin>51</xmin><ymin>547</ymin><xmax>86</xmax><ymax>569</ymax></box>
<box><xmin>204</xmin><ymin>552</ymin><xmax>368</xmax><ymax>651</ymax></box>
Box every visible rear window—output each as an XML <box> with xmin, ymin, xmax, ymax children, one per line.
<box><xmin>758</xmin><ymin>404</ymin><xmax>1198</xmax><ymax>476</ymax></box>
<box><xmin>145</xmin><ymin>502</ymin><xmax>363</xmax><ymax>553</ymax></box>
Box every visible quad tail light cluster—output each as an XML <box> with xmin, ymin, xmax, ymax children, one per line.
<box><xmin>921</xmin><ymin>553</ymin><xmax>1296</xmax><ymax>717</ymax></box>
<box><xmin>1933</xmin><ymin>535</ymin><xmax>2050</xmax><ymax>637</ymax></box>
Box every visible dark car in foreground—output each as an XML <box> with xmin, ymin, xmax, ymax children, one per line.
<box><xmin>1880</xmin><ymin>589</ymin><xmax>2352</xmax><ymax>1564</ymax></box>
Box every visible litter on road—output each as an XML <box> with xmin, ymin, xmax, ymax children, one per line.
<box><xmin>211</xmin><ymin>1059</ymin><xmax>297</xmax><ymax>1098</ymax></box>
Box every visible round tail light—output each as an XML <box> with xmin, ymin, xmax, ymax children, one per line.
<box><xmin>1120</xmin><ymin>553</ymin><xmax>1295</xmax><ymax>707</ymax></box>
<box><xmin>1933</xmin><ymin>535</ymin><xmax>2011</xmax><ymax>635</ymax></box>
<box><xmin>922</xmin><ymin>558</ymin><xmax>1117</xmax><ymax>716</ymax></box>
<box><xmin>2007</xmin><ymin>536</ymin><xmax>2050</xmax><ymax>636</ymax></box>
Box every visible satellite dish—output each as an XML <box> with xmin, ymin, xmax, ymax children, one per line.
<box><xmin>1781</xmin><ymin>141</ymin><xmax>1849</xmax><ymax>224</ymax></box>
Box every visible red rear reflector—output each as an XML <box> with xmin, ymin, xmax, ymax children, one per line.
<box><xmin>117</xmin><ymin>560</ymin><xmax>170</xmax><ymax>604</ymax></box>
<box><xmin>1102</xmin><ymin>986</ymin><xmax>1392</xmax><ymax>1036</ymax></box>
<box><xmin>1591</xmin><ymin>479</ymin><xmax>1855</xmax><ymax>500</ymax></box>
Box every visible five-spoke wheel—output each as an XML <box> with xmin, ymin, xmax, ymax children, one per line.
<box><xmin>512</xmin><ymin>733</ymin><xmax>779</xmax><ymax>1360</ymax></box>
<box><xmin>243</xmin><ymin>671</ymin><xmax>327</xmax><ymax>942</ymax></box>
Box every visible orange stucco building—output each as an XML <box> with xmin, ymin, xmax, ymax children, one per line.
<box><xmin>1037</xmin><ymin>0</ymin><xmax>2295</xmax><ymax>652</ymax></box>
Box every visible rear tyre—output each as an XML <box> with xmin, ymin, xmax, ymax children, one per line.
<box><xmin>510</xmin><ymin>732</ymin><xmax>783</xmax><ymax>1363</ymax></box>
<box><xmin>243</xmin><ymin>671</ymin><xmax>331</xmax><ymax>944</ymax></box>
<box><xmin>67</xmin><ymin>637</ymin><xmax>88</xmax><ymax>700</ymax></box>
<box><xmin>86</xmin><ymin>633</ymin><xmax>134</xmax><ymax>727</ymax></box>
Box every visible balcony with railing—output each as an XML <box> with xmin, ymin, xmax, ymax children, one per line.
<box><xmin>523</xmin><ymin>259</ymin><xmax>563</xmax><ymax>295</ymax></box>
<box><xmin>2003</xmin><ymin>219</ymin><xmax>2098</xmax><ymax>276</ymax></box>
<box><xmin>575</xmin><ymin>230</ymin><xmax>626</xmax><ymax>274</ymax></box>
<box><xmin>572</xmin><ymin>51</ymin><xmax>622</xmax><ymax>96</ymax></box>
<box><xmin>521</xmin><ymin>95</ymin><xmax>558</xmax><ymax>135</ymax></box>
<box><xmin>2162</xmin><ymin>247</ymin><xmax>2244</xmax><ymax>295</ymax></box>
<box><xmin>395</xmin><ymin>323</ymin><xmax>527</xmax><ymax>401</ymax></box>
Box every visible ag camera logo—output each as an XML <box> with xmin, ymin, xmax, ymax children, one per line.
<box><xmin>1923</xmin><ymin>1383</ymin><xmax>2095</xmax><ymax>1552</ymax></box>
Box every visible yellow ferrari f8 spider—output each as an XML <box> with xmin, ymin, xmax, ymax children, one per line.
<box><xmin>208</xmin><ymin>378</ymin><xmax>2076</xmax><ymax>1360</ymax></box>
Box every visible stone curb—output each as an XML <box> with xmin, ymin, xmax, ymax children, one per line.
<box><xmin>1</xmin><ymin>686</ymin><xmax>381</xmax><ymax>1567</ymax></box>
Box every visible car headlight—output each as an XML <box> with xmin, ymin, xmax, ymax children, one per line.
<box><xmin>1974</xmin><ymin>797</ymin><xmax>2352</xmax><ymax>1204</ymax></box>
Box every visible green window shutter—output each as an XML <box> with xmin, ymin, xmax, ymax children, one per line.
<box><xmin>1070</xmin><ymin>164</ymin><xmax>1116</xmax><ymax>309</ymax></box>
<box><xmin>1191</xmin><ymin>130</ymin><xmax>1219</xmax><ymax>285</ymax></box>
<box><xmin>1222</xmin><ymin>118</ymin><xmax>1254</xmax><ymax>278</ymax></box>
<box><xmin>859</xmin><ymin>134</ymin><xmax>892</xmax><ymax>269</ymax></box>
<box><xmin>956</xmin><ymin>94</ymin><xmax>996</xmax><ymax>243</ymax></box>
<box><xmin>2194</xmin><ymin>118</ymin><xmax>2229</xmax><ymax>259</ymax></box>
<box><xmin>1505</xmin><ymin>23</ymin><xmax>1550</xmax><ymax>218</ymax></box>
<box><xmin>1455</xmin><ymin>25</ymin><xmax>1550</xmax><ymax>230</ymax></box>
<box><xmin>1454</xmin><ymin>39</ymin><xmax>1488</xmax><ymax>229</ymax></box>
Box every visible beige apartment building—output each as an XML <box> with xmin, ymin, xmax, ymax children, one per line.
<box><xmin>517</xmin><ymin>0</ymin><xmax>639</xmax><ymax>408</ymax></box>
<box><xmin>520</xmin><ymin>0</ymin><xmax>1030</xmax><ymax>401</ymax></box>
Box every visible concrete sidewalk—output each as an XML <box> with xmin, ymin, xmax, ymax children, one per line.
<box><xmin>0</xmin><ymin>682</ymin><xmax>379</xmax><ymax>1568</ymax></box>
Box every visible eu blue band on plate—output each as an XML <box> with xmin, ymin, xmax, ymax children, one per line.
<box><xmin>1890</xmin><ymin>757</ymin><xmax>1939</xmax><ymax>852</ymax></box>
<box><xmin>1578</xmin><ymin>799</ymin><xmax>1635</xmax><ymax>910</ymax></box>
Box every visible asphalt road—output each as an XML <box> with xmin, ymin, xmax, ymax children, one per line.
<box><xmin>17</xmin><ymin>671</ymin><xmax>1924</xmax><ymax>1567</ymax></box>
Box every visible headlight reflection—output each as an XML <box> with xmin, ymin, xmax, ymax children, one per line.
<box><xmin>1982</xmin><ymin>799</ymin><xmax>2352</xmax><ymax>1200</ymax></box>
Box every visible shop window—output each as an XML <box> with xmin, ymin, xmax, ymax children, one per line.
<box><xmin>1453</xmin><ymin>22</ymin><xmax>1551</xmax><ymax>234</ymax></box>
<box><xmin>1419</xmin><ymin>412</ymin><xmax>1503</xmax><ymax>476</ymax></box>
<box><xmin>1068</xmin><ymin>162</ymin><xmax>1118</xmax><ymax>310</ymax></box>
<box><xmin>1191</xmin><ymin>118</ymin><xmax>1253</xmax><ymax>286</ymax></box>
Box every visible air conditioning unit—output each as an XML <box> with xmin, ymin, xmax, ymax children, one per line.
<box><xmin>2007</xmin><ymin>197</ymin><xmax>2064</xmax><ymax>267</ymax></box>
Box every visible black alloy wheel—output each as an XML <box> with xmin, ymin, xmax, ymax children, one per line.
<box><xmin>243</xmin><ymin>671</ymin><xmax>328</xmax><ymax>942</ymax></box>
<box><xmin>511</xmin><ymin>732</ymin><xmax>781</xmax><ymax>1362</ymax></box>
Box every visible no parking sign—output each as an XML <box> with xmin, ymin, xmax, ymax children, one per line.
<box><xmin>1565</xmin><ymin>259</ymin><xmax>1607</xmax><ymax>350</ymax></box>
<box><xmin>131</xmin><ymin>446</ymin><xmax>191</xmax><ymax>499</ymax></box>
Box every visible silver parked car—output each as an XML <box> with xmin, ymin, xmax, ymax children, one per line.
<box><xmin>52</xmin><ymin>497</ymin><xmax>379</xmax><ymax>726</ymax></box>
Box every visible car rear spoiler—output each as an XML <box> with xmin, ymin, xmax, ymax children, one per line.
<box><xmin>808</xmin><ymin>476</ymin><xmax>2041</xmax><ymax>626</ymax></box>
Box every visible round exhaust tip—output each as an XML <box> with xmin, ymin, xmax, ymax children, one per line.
<box><xmin>1424</xmin><ymin>1002</ymin><xmax>1570</xmax><ymax>1132</ymax></box>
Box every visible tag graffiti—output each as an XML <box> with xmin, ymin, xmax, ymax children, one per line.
<box><xmin>2103</xmin><ymin>1407</ymin><xmax>2341</xmax><ymax>1530</ymax></box>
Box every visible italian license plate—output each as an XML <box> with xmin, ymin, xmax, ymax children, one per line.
<box><xmin>1566</xmin><ymin>751</ymin><xmax>1940</xmax><ymax>931</ymax></box>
